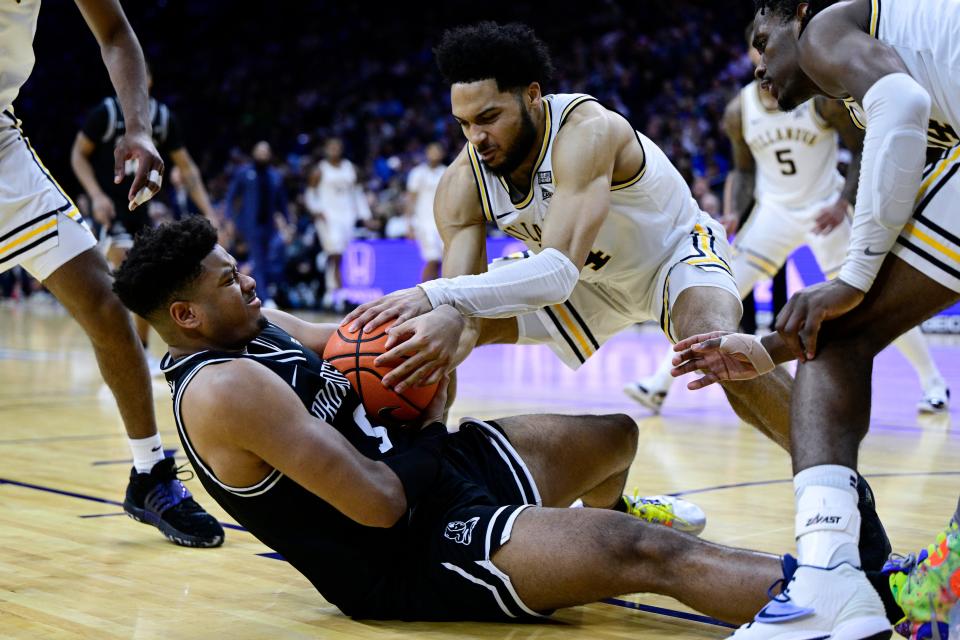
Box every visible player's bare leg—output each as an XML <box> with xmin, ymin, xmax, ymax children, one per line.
<box><xmin>495</xmin><ymin>412</ymin><xmax>705</xmax><ymax>534</ymax></box>
<box><xmin>493</xmin><ymin>507</ymin><xmax>781</xmax><ymax>623</ymax></box>
<box><xmin>493</xmin><ymin>413</ymin><xmax>638</xmax><ymax>509</ymax></box>
<box><xmin>792</xmin><ymin>256</ymin><xmax>957</xmax><ymax>473</ymax></box>
<box><xmin>672</xmin><ymin>286</ymin><xmax>793</xmax><ymax>451</ymax></box>
<box><xmin>43</xmin><ymin>247</ymin><xmax>156</xmax><ymax>439</ymax></box>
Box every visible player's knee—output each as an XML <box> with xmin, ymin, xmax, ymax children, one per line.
<box><xmin>606</xmin><ymin>413</ymin><xmax>639</xmax><ymax>461</ymax></box>
<box><xmin>614</xmin><ymin>519</ymin><xmax>686</xmax><ymax>591</ymax></box>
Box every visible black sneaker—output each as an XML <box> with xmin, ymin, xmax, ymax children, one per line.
<box><xmin>857</xmin><ymin>473</ymin><xmax>892</xmax><ymax>572</ymax></box>
<box><xmin>123</xmin><ymin>458</ymin><xmax>225</xmax><ymax>548</ymax></box>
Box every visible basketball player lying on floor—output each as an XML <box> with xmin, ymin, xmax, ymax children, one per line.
<box><xmin>110</xmin><ymin>217</ymin><xmax>906</xmax><ymax>624</ymax></box>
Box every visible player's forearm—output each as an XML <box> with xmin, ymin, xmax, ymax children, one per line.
<box><xmin>70</xmin><ymin>147</ymin><xmax>106</xmax><ymax>198</ymax></box>
<box><xmin>760</xmin><ymin>332</ymin><xmax>795</xmax><ymax>366</ymax></box>
<box><xmin>419</xmin><ymin>248</ymin><xmax>580</xmax><ymax>318</ymax></box>
<box><xmin>98</xmin><ymin>27</ymin><xmax>151</xmax><ymax>136</ymax></box>
<box><xmin>184</xmin><ymin>165</ymin><xmax>216</xmax><ymax>218</ymax></box>
<box><xmin>729</xmin><ymin>169</ymin><xmax>755</xmax><ymax>220</ymax></box>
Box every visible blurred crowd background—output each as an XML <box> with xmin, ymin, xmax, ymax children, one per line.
<box><xmin>2</xmin><ymin>0</ymin><xmax>755</xmax><ymax>308</ymax></box>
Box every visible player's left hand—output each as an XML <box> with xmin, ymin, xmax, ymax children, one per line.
<box><xmin>670</xmin><ymin>331</ymin><xmax>763</xmax><ymax>389</ymax></box>
<box><xmin>343</xmin><ymin>286</ymin><xmax>433</xmax><ymax>334</ymax></box>
<box><xmin>377</xmin><ymin>305</ymin><xmax>465</xmax><ymax>393</ymax></box>
<box><xmin>812</xmin><ymin>198</ymin><xmax>850</xmax><ymax>235</ymax></box>
<box><xmin>115</xmin><ymin>131</ymin><xmax>164</xmax><ymax>210</ymax></box>
<box><xmin>775</xmin><ymin>279</ymin><xmax>864</xmax><ymax>361</ymax></box>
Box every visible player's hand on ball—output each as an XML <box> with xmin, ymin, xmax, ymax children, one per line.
<box><xmin>344</xmin><ymin>286</ymin><xmax>433</xmax><ymax>334</ymax></box>
<box><xmin>377</xmin><ymin>306</ymin><xmax>465</xmax><ymax>393</ymax></box>
<box><xmin>114</xmin><ymin>131</ymin><xmax>164</xmax><ymax>210</ymax></box>
<box><xmin>671</xmin><ymin>331</ymin><xmax>762</xmax><ymax>389</ymax></box>
<box><xmin>775</xmin><ymin>279</ymin><xmax>864</xmax><ymax>361</ymax></box>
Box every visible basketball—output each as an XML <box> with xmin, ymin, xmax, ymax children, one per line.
<box><xmin>323</xmin><ymin>320</ymin><xmax>439</xmax><ymax>423</ymax></box>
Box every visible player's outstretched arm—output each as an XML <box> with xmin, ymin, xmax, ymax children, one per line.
<box><xmin>182</xmin><ymin>359</ymin><xmax>410</xmax><ymax>528</ymax></box>
<box><xmin>671</xmin><ymin>330</ymin><xmax>794</xmax><ymax>389</ymax></box>
<box><xmin>169</xmin><ymin>148</ymin><xmax>217</xmax><ymax>219</ymax></box>
<box><xmin>74</xmin><ymin>0</ymin><xmax>162</xmax><ymax>209</ymax></box>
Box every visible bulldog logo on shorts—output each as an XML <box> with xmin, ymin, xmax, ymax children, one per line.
<box><xmin>444</xmin><ymin>517</ymin><xmax>480</xmax><ymax>545</ymax></box>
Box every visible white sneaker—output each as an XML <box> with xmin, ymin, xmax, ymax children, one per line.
<box><xmin>917</xmin><ymin>383</ymin><xmax>950</xmax><ymax>414</ymax></box>
<box><xmin>729</xmin><ymin>557</ymin><xmax>891</xmax><ymax>640</ymax></box>
<box><xmin>623</xmin><ymin>378</ymin><xmax>667</xmax><ymax>414</ymax></box>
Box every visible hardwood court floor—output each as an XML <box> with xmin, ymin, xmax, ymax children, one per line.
<box><xmin>1</xmin><ymin>300</ymin><xmax>957</xmax><ymax>639</ymax></box>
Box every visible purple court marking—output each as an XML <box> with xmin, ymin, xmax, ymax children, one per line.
<box><xmin>0</xmin><ymin>433</ymin><xmax>125</xmax><ymax>446</ymax></box>
<box><xmin>79</xmin><ymin>512</ymin><xmax>127</xmax><ymax>518</ymax></box>
<box><xmin>603</xmin><ymin>597</ymin><xmax>734</xmax><ymax>628</ymax></box>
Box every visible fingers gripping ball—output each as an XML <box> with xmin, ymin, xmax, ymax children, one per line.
<box><xmin>324</xmin><ymin>321</ymin><xmax>439</xmax><ymax>423</ymax></box>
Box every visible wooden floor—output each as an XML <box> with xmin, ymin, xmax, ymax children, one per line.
<box><xmin>2</xmin><ymin>300</ymin><xmax>958</xmax><ymax>639</ymax></box>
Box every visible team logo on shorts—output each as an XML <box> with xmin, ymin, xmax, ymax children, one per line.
<box><xmin>444</xmin><ymin>517</ymin><xmax>480</xmax><ymax>545</ymax></box>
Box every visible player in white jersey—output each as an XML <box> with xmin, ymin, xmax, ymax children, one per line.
<box><xmin>627</xmin><ymin>67</ymin><xmax>948</xmax><ymax>415</ymax></box>
<box><xmin>343</xmin><ymin>21</ymin><xmax>809</xmax><ymax>458</ymax></box>
<box><xmin>305</xmin><ymin>138</ymin><xmax>369</xmax><ymax>310</ymax></box>
<box><xmin>0</xmin><ymin>0</ymin><xmax>221</xmax><ymax>546</ymax></box>
<box><xmin>669</xmin><ymin>0</ymin><xmax>960</xmax><ymax>636</ymax></box>
<box><xmin>406</xmin><ymin>142</ymin><xmax>447</xmax><ymax>282</ymax></box>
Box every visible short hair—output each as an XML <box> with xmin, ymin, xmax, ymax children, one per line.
<box><xmin>434</xmin><ymin>21</ymin><xmax>554</xmax><ymax>91</ymax></box>
<box><xmin>113</xmin><ymin>216</ymin><xmax>218</xmax><ymax>319</ymax></box>
<box><xmin>754</xmin><ymin>0</ymin><xmax>838</xmax><ymax>30</ymax></box>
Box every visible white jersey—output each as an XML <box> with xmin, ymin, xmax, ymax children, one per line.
<box><xmin>0</xmin><ymin>0</ymin><xmax>40</xmax><ymax>112</ymax></box>
<box><xmin>407</xmin><ymin>162</ymin><xmax>445</xmax><ymax>227</ymax></box>
<box><xmin>468</xmin><ymin>93</ymin><xmax>705</xmax><ymax>307</ymax></box>
<box><xmin>741</xmin><ymin>82</ymin><xmax>843</xmax><ymax>208</ymax></box>
<box><xmin>313</xmin><ymin>159</ymin><xmax>361</xmax><ymax>221</ymax></box>
<box><xmin>843</xmin><ymin>0</ymin><xmax>960</xmax><ymax>152</ymax></box>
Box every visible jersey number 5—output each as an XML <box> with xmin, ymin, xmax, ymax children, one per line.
<box><xmin>775</xmin><ymin>149</ymin><xmax>797</xmax><ymax>176</ymax></box>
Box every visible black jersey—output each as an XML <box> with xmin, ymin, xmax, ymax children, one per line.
<box><xmin>80</xmin><ymin>96</ymin><xmax>184</xmax><ymax>214</ymax></box>
<box><xmin>161</xmin><ymin>322</ymin><xmax>416</xmax><ymax>616</ymax></box>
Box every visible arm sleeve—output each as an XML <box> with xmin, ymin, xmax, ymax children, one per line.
<box><xmin>839</xmin><ymin>73</ymin><xmax>931</xmax><ymax>292</ymax></box>
<box><xmin>418</xmin><ymin>248</ymin><xmax>581</xmax><ymax>318</ymax></box>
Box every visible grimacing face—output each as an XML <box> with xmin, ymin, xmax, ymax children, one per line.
<box><xmin>752</xmin><ymin>9</ymin><xmax>815</xmax><ymax>110</ymax></box>
<box><xmin>173</xmin><ymin>245</ymin><xmax>266</xmax><ymax>349</ymax></box>
<box><xmin>451</xmin><ymin>80</ymin><xmax>539</xmax><ymax>177</ymax></box>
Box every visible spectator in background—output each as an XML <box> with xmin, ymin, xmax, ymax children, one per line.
<box><xmin>304</xmin><ymin>138</ymin><xmax>369</xmax><ymax>311</ymax></box>
<box><xmin>70</xmin><ymin>64</ymin><xmax>217</xmax><ymax>357</ymax></box>
<box><xmin>224</xmin><ymin>141</ymin><xmax>287</xmax><ymax>308</ymax></box>
<box><xmin>405</xmin><ymin>142</ymin><xmax>446</xmax><ymax>281</ymax></box>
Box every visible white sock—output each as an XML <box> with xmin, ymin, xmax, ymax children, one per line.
<box><xmin>794</xmin><ymin>465</ymin><xmax>861</xmax><ymax>568</ymax></box>
<box><xmin>892</xmin><ymin>327</ymin><xmax>943</xmax><ymax>390</ymax></box>
<box><xmin>644</xmin><ymin>351</ymin><xmax>676</xmax><ymax>394</ymax></box>
<box><xmin>128</xmin><ymin>434</ymin><xmax>166</xmax><ymax>474</ymax></box>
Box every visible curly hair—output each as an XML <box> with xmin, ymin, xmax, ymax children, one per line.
<box><xmin>112</xmin><ymin>216</ymin><xmax>218</xmax><ymax>319</ymax></box>
<box><xmin>434</xmin><ymin>21</ymin><xmax>554</xmax><ymax>91</ymax></box>
<box><xmin>753</xmin><ymin>0</ymin><xmax>839</xmax><ymax>32</ymax></box>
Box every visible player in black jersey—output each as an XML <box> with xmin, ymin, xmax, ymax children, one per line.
<box><xmin>111</xmin><ymin>216</ymin><xmax>901</xmax><ymax>626</ymax></box>
<box><xmin>71</xmin><ymin>64</ymin><xmax>216</xmax><ymax>353</ymax></box>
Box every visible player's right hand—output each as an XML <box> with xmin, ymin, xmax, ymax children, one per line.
<box><xmin>114</xmin><ymin>131</ymin><xmax>164</xmax><ymax>210</ymax></box>
<box><xmin>377</xmin><ymin>305</ymin><xmax>465</xmax><ymax>393</ymax></box>
<box><xmin>91</xmin><ymin>193</ymin><xmax>116</xmax><ymax>225</ymax></box>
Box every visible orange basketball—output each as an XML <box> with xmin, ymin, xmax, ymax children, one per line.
<box><xmin>323</xmin><ymin>320</ymin><xmax>439</xmax><ymax>424</ymax></box>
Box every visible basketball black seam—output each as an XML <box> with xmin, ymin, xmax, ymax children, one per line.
<box><xmin>349</xmin><ymin>366</ymin><xmax>425</xmax><ymax>412</ymax></box>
